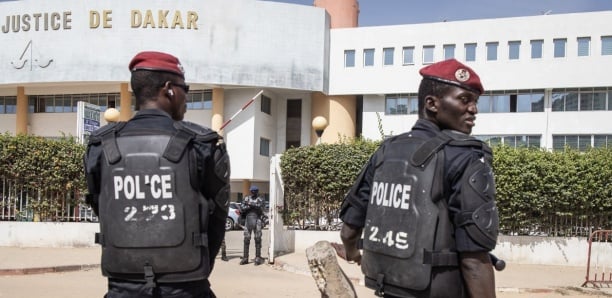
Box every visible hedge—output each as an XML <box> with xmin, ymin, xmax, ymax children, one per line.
<box><xmin>281</xmin><ymin>140</ymin><xmax>611</xmax><ymax>236</ymax></box>
<box><xmin>0</xmin><ymin>133</ymin><xmax>86</xmax><ymax>221</ymax></box>
<box><xmin>1</xmin><ymin>133</ymin><xmax>610</xmax><ymax>236</ymax></box>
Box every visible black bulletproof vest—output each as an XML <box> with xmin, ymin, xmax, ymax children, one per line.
<box><xmin>361</xmin><ymin>132</ymin><xmax>464</xmax><ymax>298</ymax></box>
<box><xmin>97</xmin><ymin>127</ymin><xmax>210</xmax><ymax>284</ymax></box>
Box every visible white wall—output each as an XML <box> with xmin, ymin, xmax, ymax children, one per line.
<box><xmin>328</xmin><ymin>11</ymin><xmax>612</xmax><ymax>95</ymax></box>
<box><xmin>2</xmin><ymin>222</ymin><xmax>606</xmax><ymax>267</ymax></box>
<box><xmin>0</xmin><ymin>0</ymin><xmax>328</xmax><ymax>92</ymax></box>
<box><xmin>0</xmin><ymin>115</ymin><xmax>16</xmax><ymax>134</ymax></box>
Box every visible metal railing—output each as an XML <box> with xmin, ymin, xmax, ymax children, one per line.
<box><xmin>582</xmin><ymin>230</ymin><xmax>612</xmax><ymax>288</ymax></box>
<box><xmin>0</xmin><ymin>178</ymin><xmax>97</xmax><ymax>222</ymax></box>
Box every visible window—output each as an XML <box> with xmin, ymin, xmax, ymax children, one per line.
<box><xmin>552</xmin><ymin>88</ymin><xmax>610</xmax><ymax>111</ymax></box>
<box><xmin>385</xmin><ymin>94</ymin><xmax>418</xmax><ymax>115</ymax></box>
<box><xmin>530</xmin><ymin>40</ymin><xmax>543</xmax><ymax>59</ymax></box>
<box><xmin>492</xmin><ymin>94</ymin><xmax>510</xmax><ymax>113</ymax></box>
<box><xmin>259</xmin><ymin>138</ymin><xmax>270</xmax><ymax>156</ymax></box>
<box><xmin>423</xmin><ymin>46</ymin><xmax>434</xmax><ymax>64</ymax></box>
<box><xmin>594</xmin><ymin>135</ymin><xmax>612</xmax><ymax>148</ymax></box>
<box><xmin>553</xmin><ymin>135</ymin><xmax>610</xmax><ymax>151</ymax></box>
<box><xmin>0</xmin><ymin>96</ymin><xmax>17</xmax><ymax>114</ymax></box>
<box><xmin>579</xmin><ymin>92</ymin><xmax>607</xmax><ymax>111</ymax></box>
<box><xmin>508</xmin><ymin>41</ymin><xmax>521</xmax><ymax>60</ymax></box>
<box><xmin>402</xmin><ymin>47</ymin><xmax>414</xmax><ymax>65</ymax></box>
<box><xmin>465</xmin><ymin>43</ymin><xmax>476</xmax><ymax>61</ymax></box>
<box><xmin>27</xmin><ymin>93</ymin><xmax>121</xmax><ymax>113</ymax></box>
<box><xmin>443</xmin><ymin>44</ymin><xmax>455</xmax><ymax>59</ymax></box>
<box><xmin>285</xmin><ymin>99</ymin><xmax>302</xmax><ymax>149</ymax></box>
<box><xmin>344</xmin><ymin>50</ymin><xmax>355</xmax><ymax>67</ymax></box>
<box><xmin>383</xmin><ymin>47</ymin><xmax>394</xmax><ymax>66</ymax></box>
<box><xmin>577</xmin><ymin>37</ymin><xmax>590</xmax><ymax>56</ymax></box>
<box><xmin>553</xmin><ymin>38</ymin><xmax>566</xmax><ymax>58</ymax></box>
<box><xmin>186</xmin><ymin>90</ymin><xmax>212</xmax><ymax>110</ymax></box>
<box><xmin>478</xmin><ymin>90</ymin><xmax>545</xmax><ymax>113</ymax></box>
<box><xmin>476</xmin><ymin>135</ymin><xmax>541</xmax><ymax>148</ymax></box>
<box><xmin>261</xmin><ymin>94</ymin><xmax>271</xmax><ymax>115</ymax></box>
<box><xmin>516</xmin><ymin>92</ymin><xmax>545</xmax><ymax>112</ymax></box>
<box><xmin>602</xmin><ymin>36</ymin><xmax>612</xmax><ymax>55</ymax></box>
<box><xmin>364</xmin><ymin>48</ymin><xmax>375</xmax><ymax>66</ymax></box>
<box><xmin>486</xmin><ymin>42</ymin><xmax>498</xmax><ymax>61</ymax></box>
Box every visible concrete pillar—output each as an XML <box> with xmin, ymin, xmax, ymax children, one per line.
<box><xmin>15</xmin><ymin>86</ymin><xmax>27</xmax><ymax>134</ymax></box>
<box><xmin>119</xmin><ymin>83</ymin><xmax>132</xmax><ymax>121</ymax></box>
<box><xmin>311</xmin><ymin>92</ymin><xmax>356</xmax><ymax>144</ymax></box>
<box><xmin>310</xmin><ymin>0</ymin><xmax>358</xmax><ymax>144</ymax></box>
<box><xmin>314</xmin><ymin>0</ymin><xmax>359</xmax><ymax>28</ymax></box>
<box><xmin>242</xmin><ymin>180</ymin><xmax>250</xmax><ymax>199</ymax></box>
<box><xmin>212</xmin><ymin>88</ymin><xmax>224</xmax><ymax>134</ymax></box>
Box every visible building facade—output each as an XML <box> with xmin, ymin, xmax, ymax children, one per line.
<box><xmin>1</xmin><ymin>0</ymin><xmax>611</xmax><ymax>198</ymax></box>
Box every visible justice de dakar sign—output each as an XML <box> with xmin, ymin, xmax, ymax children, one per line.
<box><xmin>2</xmin><ymin>9</ymin><xmax>199</xmax><ymax>34</ymax></box>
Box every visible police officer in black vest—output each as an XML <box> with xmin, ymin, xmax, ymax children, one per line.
<box><xmin>335</xmin><ymin>59</ymin><xmax>498</xmax><ymax>298</ymax></box>
<box><xmin>84</xmin><ymin>51</ymin><xmax>230</xmax><ymax>298</ymax></box>
<box><xmin>239</xmin><ymin>185</ymin><xmax>265</xmax><ymax>265</ymax></box>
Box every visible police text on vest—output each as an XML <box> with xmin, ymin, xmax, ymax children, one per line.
<box><xmin>113</xmin><ymin>174</ymin><xmax>173</xmax><ymax>200</ymax></box>
<box><xmin>370</xmin><ymin>181</ymin><xmax>411</xmax><ymax>210</ymax></box>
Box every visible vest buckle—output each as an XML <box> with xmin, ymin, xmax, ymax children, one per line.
<box><xmin>143</xmin><ymin>264</ymin><xmax>156</xmax><ymax>288</ymax></box>
<box><xmin>375</xmin><ymin>273</ymin><xmax>385</xmax><ymax>297</ymax></box>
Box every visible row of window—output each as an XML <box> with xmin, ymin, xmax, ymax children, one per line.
<box><xmin>0</xmin><ymin>91</ymin><xmax>213</xmax><ymax>114</ymax></box>
<box><xmin>552</xmin><ymin>134</ymin><xmax>612</xmax><ymax>151</ymax></box>
<box><xmin>551</xmin><ymin>88</ymin><xmax>612</xmax><ymax>111</ymax></box>
<box><xmin>475</xmin><ymin>134</ymin><xmax>612</xmax><ymax>151</ymax></box>
<box><xmin>476</xmin><ymin>135</ymin><xmax>541</xmax><ymax>148</ymax></box>
<box><xmin>345</xmin><ymin>35</ymin><xmax>612</xmax><ymax>67</ymax></box>
<box><xmin>385</xmin><ymin>87</ymin><xmax>612</xmax><ymax>115</ymax></box>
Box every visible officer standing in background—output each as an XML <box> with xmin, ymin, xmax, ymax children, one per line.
<box><xmin>84</xmin><ymin>51</ymin><xmax>230</xmax><ymax>297</ymax></box>
<box><xmin>239</xmin><ymin>185</ymin><xmax>265</xmax><ymax>265</ymax></box>
<box><xmin>335</xmin><ymin>59</ymin><xmax>499</xmax><ymax>298</ymax></box>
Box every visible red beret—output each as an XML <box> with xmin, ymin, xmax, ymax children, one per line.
<box><xmin>129</xmin><ymin>51</ymin><xmax>185</xmax><ymax>79</ymax></box>
<box><xmin>419</xmin><ymin>59</ymin><xmax>484</xmax><ymax>94</ymax></box>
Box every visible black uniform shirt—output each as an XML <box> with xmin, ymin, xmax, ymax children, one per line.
<box><xmin>339</xmin><ymin>118</ymin><xmax>490</xmax><ymax>252</ymax></box>
<box><xmin>84</xmin><ymin>108</ymin><xmax>229</xmax><ymax>266</ymax></box>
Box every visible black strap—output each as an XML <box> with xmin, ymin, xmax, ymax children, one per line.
<box><xmin>411</xmin><ymin>133</ymin><xmax>452</xmax><ymax>167</ymax></box>
<box><xmin>423</xmin><ymin>250</ymin><xmax>459</xmax><ymax>267</ymax></box>
<box><xmin>163</xmin><ymin>126</ymin><xmax>195</xmax><ymax>163</ymax></box>
<box><xmin>193</xmin><ymin>233</ymin><xmax>209</xmax><ymax>247</ymax></box>
<box><xmin>454</xmin><ymin>211</ymin><xmax>474</xmax><ymax>227</ymax></box>
<box><xmin>94</xmin><ymin>232</ymin><xmax>104</xmax><ymax>246</ymax></box>
<box><xmin>143</xmin><ymin>264</ymin><xmax>156</xmax><ymax>288</ymax></box>
<box><xmin>375</xmin><ymin>273</ymin><xmax>385</xmax><ymax>297</ymax></box>
<box><xmin>100</xmin><ymin>122</ymin><xmax>126</xmax><ymax>164</ymax></box>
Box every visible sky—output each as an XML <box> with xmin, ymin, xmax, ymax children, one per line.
<box><xmin>265</xmin><ymin>0</ymin><xmax>612</xmax><ymax>27</ymax></box>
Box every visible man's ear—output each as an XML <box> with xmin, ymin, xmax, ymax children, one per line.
<box><xmin>425</xmin><ymin>95</ymin><xmax>438</xmax><ymax>113</ymax></box>
<box><xmin>162</xmin><ymin>81</ymin><xmax>173</xmax><ymax>100</ymax></box>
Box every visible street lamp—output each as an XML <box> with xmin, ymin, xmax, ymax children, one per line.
<box><xmin>104</xmin><ymin>108</ymin><xmax>120</xmax><ymax>123</ymax></box>
<box><xmin>312</xmin><ymin>116</ymin><xmax>328</xmax><ymax>145</ymax></box>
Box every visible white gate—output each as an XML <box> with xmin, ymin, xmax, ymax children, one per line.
<box><xmin>268</xmin><ymin>154</ymin><xmax>294</xmax><ymax>263</ymax></box>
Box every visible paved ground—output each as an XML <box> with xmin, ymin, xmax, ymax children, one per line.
<box><xmin>1</xmin><ymin>230</ymin><xmax>610</xmax><ymax>297</ymax></box>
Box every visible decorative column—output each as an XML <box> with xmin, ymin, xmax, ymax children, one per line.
<box><xmin>212</xmin><ymin>88</ymin><xmax>224</xmax><ymax>134</ymax></box>
<box><xmin>119</xmin><ymin>83</ymin><xmax>132</xmax><ymax>121</ymax></box>
<box><xmin>16</xmin><ymin>86</ymin><xmax>28</xmax><ymax>134</ymax></box>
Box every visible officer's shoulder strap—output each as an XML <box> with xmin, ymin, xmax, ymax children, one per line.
<box><xmin>164</xmin><ymin>121</ymin><xmax>220</xmax><ymax>163</ymax></box>
<box><xmin>410</xmin><ymin>132</ymin><xmax>453</xmax><ymax>167</ymax></box>
<box><xmin>94</xmin><ymin>122</ymin><xmax>127</xmax><ymax>164</ymax></box>
<box><xmin>410</xmin><ymin>130</ymin><xmax>493</xmax><ymax>167</ymax></box>
<box><xmin>442</xmin><ymin>130</ymin><xmax>493</xmax><ymax>155</ymax></box>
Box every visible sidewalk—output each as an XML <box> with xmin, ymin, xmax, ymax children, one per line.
<box><xmin>0</xmin><ymin>246</ymin><xmax>608</xmax><ymax>295</ymax></box>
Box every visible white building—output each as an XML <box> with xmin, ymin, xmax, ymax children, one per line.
<box><xmin>1</xmin><ymin>0</ymin><xmax>611</xmax><ymax>198</ymax></box>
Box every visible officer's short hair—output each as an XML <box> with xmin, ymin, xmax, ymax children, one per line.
<box><xmin>131</xmin><ymin>70</ymin><xmax>182</xmax><ymax>108</ymax></box>
<box><xmin>417</xmin><ymin>79</ymin><xmax>453</xmax><ymax>118</ymax></box>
